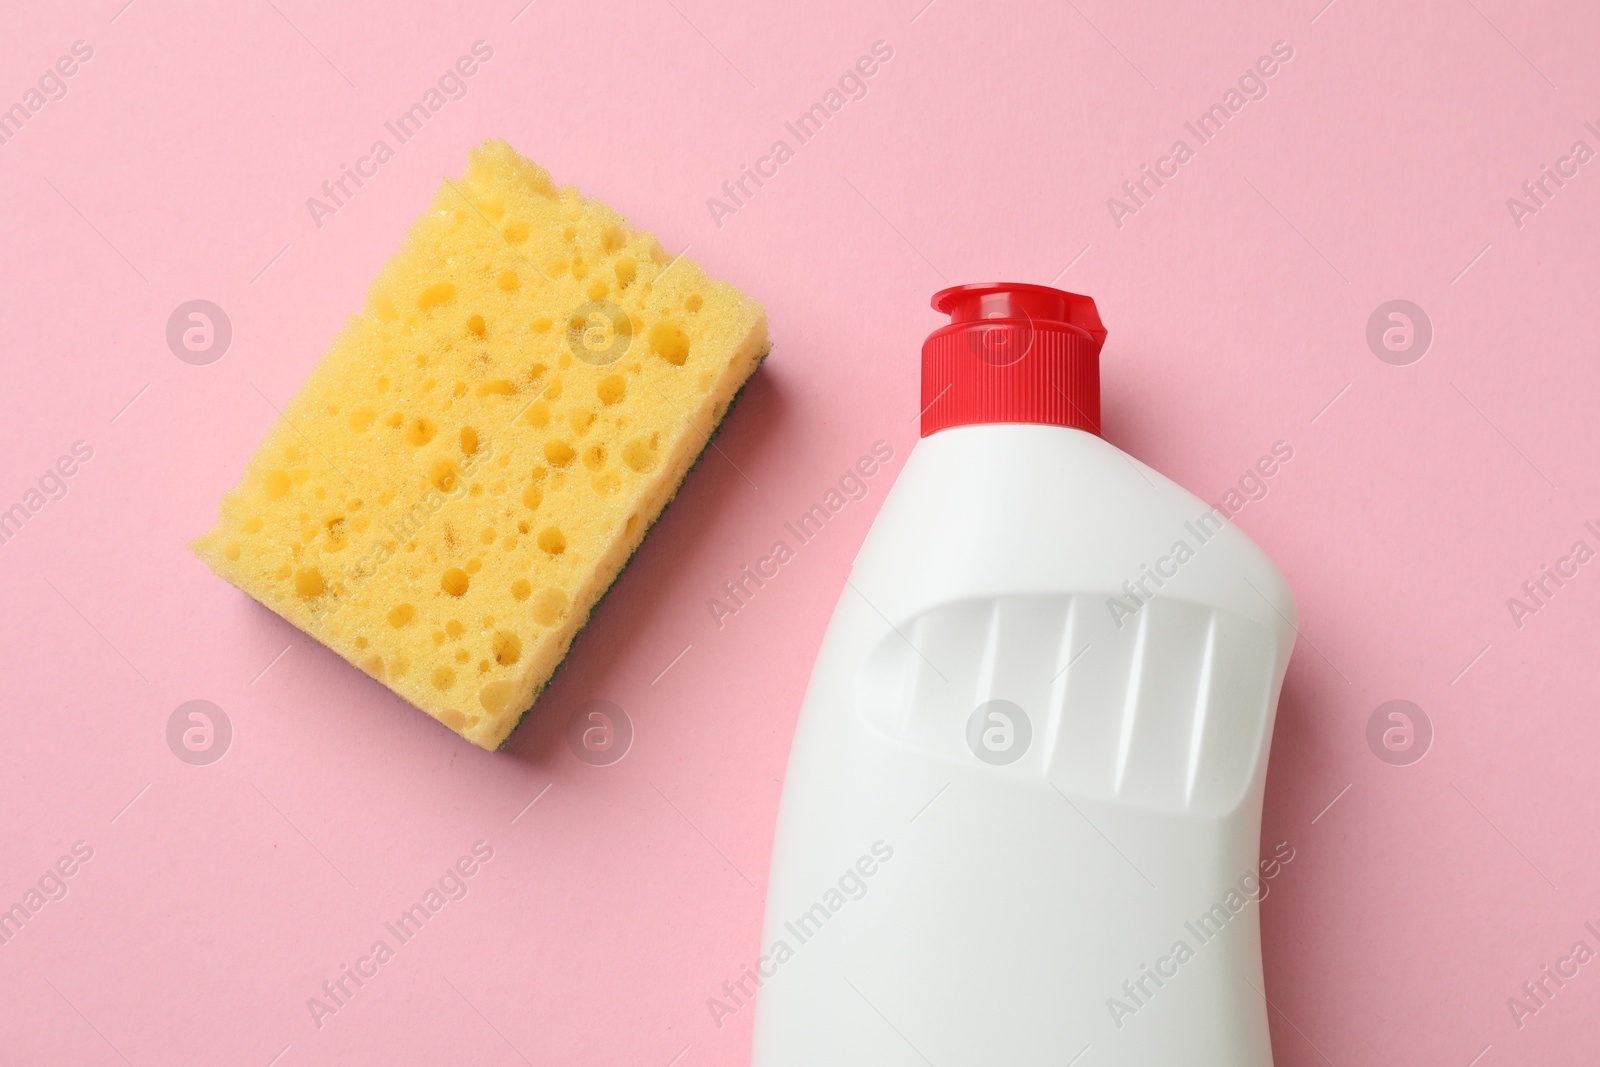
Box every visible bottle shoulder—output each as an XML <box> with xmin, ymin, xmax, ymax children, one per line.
<box><xmin>851</xmin><ymin>424</ymin><xmax>1297</xmax><ymax>638</ymax></box>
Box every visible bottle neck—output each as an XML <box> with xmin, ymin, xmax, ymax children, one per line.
<box><xmin>920</xmin><ymin>321</ymin><xmax>1102</xmax><ymax>437</ymax></box>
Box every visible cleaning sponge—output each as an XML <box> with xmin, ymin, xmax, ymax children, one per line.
<box><xmin>193</xmin><ymin>140</ymin><xmax>768</xmax><ymax>750</ymax></box>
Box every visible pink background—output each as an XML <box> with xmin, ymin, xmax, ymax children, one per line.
<box><xmin>3</xmin><ymin>0</ymin><xmax>1598</xmax><ymax>1063</ymax></box>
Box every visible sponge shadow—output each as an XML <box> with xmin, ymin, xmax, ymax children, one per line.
<box><xmin>500</xmin><ymin>365</ymin><xmax>788</xmax><ymax>766</ymax></box>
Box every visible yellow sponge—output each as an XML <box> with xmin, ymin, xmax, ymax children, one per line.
<box><xmin>194</xmin><ymin>140</ymin><xmax>768</xmax><ymax>749</ymax></box>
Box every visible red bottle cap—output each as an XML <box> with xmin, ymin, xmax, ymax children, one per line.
<box><xmin>920</xmin><ymin>283</ymin><xmax>1107</xmax><ymax>437</ymax></box>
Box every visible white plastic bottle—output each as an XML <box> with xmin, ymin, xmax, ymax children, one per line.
<box><xmin>750</xmin><ymin>284</ymin><xmax>1297</xmax><ymax>1066</ymax></box>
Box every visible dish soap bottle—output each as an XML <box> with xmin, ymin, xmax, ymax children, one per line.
<box><xmin>751</xmin><ymin>283</ymin><xmax>1297</xmax><ymax>1066</ymax></box>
